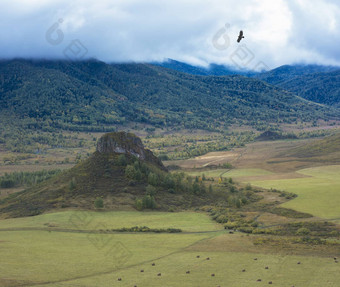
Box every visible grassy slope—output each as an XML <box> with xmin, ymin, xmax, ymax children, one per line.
<box><xmin>251</xmin><ymin>165</ymin><xmax>340</xmax><ymax>221</ymax></box>
<box><xmin>187</xmin><ymin>168</ymin><xmax>274</xmax><ymax>178</ymax></box>
<box><xmin>183</xmin><ymin>134</ymin><xmax>340</xmax><ymax>222</ymax></box>
<box><xmin>187</xmin><ymin>165</ymin><xmax>340</xmax><ymax>221</ymax></box>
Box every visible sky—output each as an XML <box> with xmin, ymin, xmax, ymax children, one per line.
<box><xmin>1</xmin><ymin>0</ymin><xmax>340</xmax><ymax>70</ymax></box>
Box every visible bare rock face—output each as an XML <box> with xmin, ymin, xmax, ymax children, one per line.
<box><xmin>97</xmin><ymin>131</ymin><xmax>146</xmax><ymax>159</ymax></box>
<box><xmin>96</xmin><ymin>131</ymin><xmax>167</xmax><ymax>171</ymax></box>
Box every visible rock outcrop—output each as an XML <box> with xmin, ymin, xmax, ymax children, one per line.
<box><xmin>97</xmin><ymin>131</ymin><xmax>167</xmax><ymax>171</ymax></box>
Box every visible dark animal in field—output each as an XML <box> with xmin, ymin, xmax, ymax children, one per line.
<box><xmin>118</xmin><ymin>278</ymin><xmax>122</xmax><ymax>281</ymax></box>
<box><xmin>211</xmin><ymin>273</ymin><xmax>215</xmax><ymax>277</ymax></box>
<box><xmin>257</xmin><ymin>278</ymin><xmax>262</xmax><ymax>281</ymax></box>
<box><xmin>197</xmin><ymin>255</ymin><xmax>200</xmax><ymax>258</ymax></box>
<box><xmin>152</xmin><ymin>263</ymin><xmax>155</xmax><ymax>266</ymax></box>
<box><xmin>254</xmin><ymin>258</ymin><xmax>258</xmax><ymax>260</ymax></box>
<box><xmin>140</xmin><ymin>269</ymin><xmax>144</xmax><ymax>272</ymax></box>
<box><xmin>237</xmin><ymin>30</ymin><xmax>244</xmax><ymax>42</ymax></box>
<box><xmin>186</xmin><ymin>271</ymin><xmax>190</xmax><ymax>274</ymax></box>
<box><xmin>269</xmin><ymin>282</ymin><xmax>273</xmax><ymax>284</ymax></box>
<box><xmin>206</xmin><ymin>257</ymin><xmax>210</xmax><ymax>260</ymax></box>
<box><xmin>265</xmin><ymin>266</ymin><xmax>269</xmax><ymax>269</ymax></box>
<box><xmin>157</xmin><ymin>273</ymin><xmax>161</xmax><ymax>276</ymax></box>
<box><xmin>229</xmin><ymin>231</ymin><xmax>234</xmax><ymax>234</ymax></box>
<box><xmin>297</xmin><ymin>262</ymin><xmax>301</xmax><ymax>264</ymax></box>
<box><xmin>242</xmin><ymin>269</ymin><xmax>246</xmax><ymax>272</ymax></box>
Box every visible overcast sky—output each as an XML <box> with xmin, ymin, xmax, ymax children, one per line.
<box><xmin>1</xmin><ymin>0</ymin><xmax>339</xmax><ymax>70</ymax></box>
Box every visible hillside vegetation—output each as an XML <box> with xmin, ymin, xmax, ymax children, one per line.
<box><xmin>1</xmin><ymin>59</ymin><xmax>338</xmax><ymax>134</ymax></box>
<box><xmin>0</xmin><ymin>132</ymin><xmax>256</xmax><ymax>218</ymax></box>
<box><xmin>257</xmin><ymin>65</ymin><xmax>340</xmax><ymax>106</ymax></box>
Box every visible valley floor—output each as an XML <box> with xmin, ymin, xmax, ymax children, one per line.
<box><xmin>1</xmin><ymin>137</ymin><xmax>340</xmax><ymax>286</ymax></box>
<box><xmin>0</xmin><ymin>211</ymin><xmax>339</xmax><ymax>287</ymax></box>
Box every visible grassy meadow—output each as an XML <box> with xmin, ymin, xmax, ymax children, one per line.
<box><xmin>187</xmin><ymin>164</ymin><xmax>340</xmax><ymax>223</ymax></box>
<box><xmin>0</xmin><ymin>210</ymin><xmax>221</xmax><ymax>232</ymax></box>
<box><xmin>1</xmin><ymin>211</ymin><xmax>339</xmax><ymax>287</ymax></box>
<box><xmin>251</xmin><ymin>165</ymin><xmax>340</xmax><ymax>222</ymax></box>
<box><xmin>187</xmin><ymin>168</ymin><xmax>274</xmax><ymax>179</ymax></box>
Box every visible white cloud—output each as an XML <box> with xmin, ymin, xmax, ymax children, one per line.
<box><xmin>0</xmin><ymin>0</ymin><xmax>339</xmax><ymax>68</ymax></box>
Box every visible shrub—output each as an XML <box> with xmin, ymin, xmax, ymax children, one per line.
<box><xmin>69</xmin><ymin>177</ymin><xmax>76</xmax><ymax>191</ymax></box>
<box><xmin>142</xmin><ymin>195</ymin><xmax>156</xmax><ymax>209</ymax></box>
<box><xmin>148</xmin><ymin>172</ymin><xmax>159</xmax><ymax>186</ymax></box>
<box><xmin>135</xmin><ymin>199</ymin><xmax>143</xmax><ymax>211</ymax></box>
<box><xmin>117</xmin><ymin>154</ymin><xmax>127</xmax><ymax>166</ymax></box>
<box><xmin>296</xmin><ymin>227</ymin><xmax>310</xmax><ymax>236</ymax></box>
<box><xmin>146</xmin><ymin>185</ymin><xmax>156</xmax><ymax>196</ymax></box>
<box><xmin>238</xmin><ymin>227</ymin><xmax>254</xmax><ymax>233</ymax></box>
<box><xmin>245</xmin><ymin>183</ymin><xmax>252</xmax><ymax>190</ymax></box>
<box><xmin>216</xmin><ymin>215</ymin><xmax>229</xmax><ymax>223</ymax></box>
<box><xmin>94</xmin><ymin>197</ymin><xmax>104</xmax><ymax>209</ymax></box>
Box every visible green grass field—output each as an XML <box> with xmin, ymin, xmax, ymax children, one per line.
<box><xmin>251</xmin><ymin>165</ymin><xmax>340</xmax><ymax>221</ymax></box>
<box><xmin>0</xmin><ymin>211</ymin><xmax>221</xmax><ymax>232</ymax></box>
<box><xmin>36</xmin><ymin>250</ymin><xmax>340</xmax><ymax>287</ymax></box>
<box><xmin>1</xmin><ymin>211</ymin><xmax>339</xmax><ymax>287</ymax></box>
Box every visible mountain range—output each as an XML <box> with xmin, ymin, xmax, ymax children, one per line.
<box><xmin>0</xmin><ymin>59</ymin><xmax>339</xmax><ymax>133</ymax></box>
<box><xmin>255</xmin><ymin>65</ymin><xmax>340</xmax><ymax>106</ymax></box>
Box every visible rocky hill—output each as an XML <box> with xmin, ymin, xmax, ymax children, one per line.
<box><xmin>0</xmin><ymin>132</ymin><xmax>230</xmax><ymax>218</ymax></box>
<box><xmin>97</xmin><ymin>132</ymin><xmax>166</xmax><ymax>171</ymax></box>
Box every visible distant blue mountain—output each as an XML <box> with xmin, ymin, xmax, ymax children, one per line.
<box><xmin>255</xmin><ymin>65</ymin><xmax>340</xmax><ymax>106</ymax></box>
<box><xmin>254</xmin><ymin>64</ymin><xmax>339</xmax><ymax>84</ymax></box>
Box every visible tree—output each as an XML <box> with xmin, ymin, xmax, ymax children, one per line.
<box><xmin>146</xmin><ymin>185</ymin><xmax>156</xmax><ymax>196</ymax></box>
<box><xmin>69</xmin><ymin>177</ymin><xmax>76</xmax><ymax>191</ymax></box>
<box><xmin>148</xmin><ymin>172</ymin><xmax>158</xmax><ymax>186</ymax></box>
<box><xmin>135</xmin><ymin>198</ymin><xmax>143</xmax><ymax>211</ymax></box>
<box><xmin>125</xmin><ymin>165</ymin><xmax>136</xmax><ymax>179</ymax></box>
<box><xmin>142</xmin><ymin>194</ymin><xmax>156</xmax><ymax>209</ymax></box>
<box><xmin>117</xmin><ymin>154</ymin><xmax>127</xmax><ymax>166</ymax></box>
<box><xmin>193</xmin><ymin>182</ymin><xmax>200</xmax><ymax>194</ymax></box>
<box><xmin>94</xmin><ymin>197</ymin><xmax>104</xmax><ymax>209</ymax></box>
<box><xmin>209</xmin><ymin>184</ymin><xmax>213</xmax><ymax>193</ymax></box>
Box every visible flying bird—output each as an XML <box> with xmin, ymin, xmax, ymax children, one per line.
<box><xmin>237</xmin><ymin>30</ymin><xmax>244</xmax><ymax>43</ymax></box>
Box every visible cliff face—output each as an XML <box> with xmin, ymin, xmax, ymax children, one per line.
<box><xmin>96</xmin><ymin>131</ymin><xmax>167</xmax><ymax>171</ymax></box>
<box><xmin>97</xmin><ymin>132</ymin><xmax>146</xmax><ymax>159</ymax></box>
